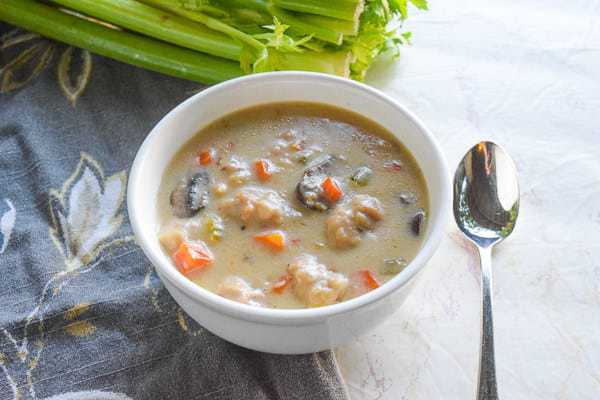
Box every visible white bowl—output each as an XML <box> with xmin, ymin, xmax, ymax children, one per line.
<box><xmin>128</xmin><ymin>72</ymin><xmax>450</xmax><ymax>354</ymax></box>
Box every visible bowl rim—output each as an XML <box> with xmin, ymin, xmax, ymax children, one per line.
<box><xmin>128</xmin><ymin>71</ymin><xmax>450</xmax><ymax>325</ymax></box>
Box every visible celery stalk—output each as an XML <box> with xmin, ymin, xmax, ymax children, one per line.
<box><xmin>137</xmin><ymin>0</ymin><xmax>265</xmax><ymax>50</ymax></box>
<box><xmin>1</xmin><ymin>0</ymin><xmax>426</xmax><ymax>85</ymax></box>
<box><xmin>268</xmin><ymin>6</ymin><xmax>343</xmax><ymax>45</ymax></box>
<box><xmin>213</xmin><ymin>0</ymin><xmax>343</xmax><ymax>44</ymax></box>
<box><xmin>273</xmin><ymin>0</ymin><xmax>364</xmax><ymax>22</ymax></box>
<box><xmin>212</xmin><ymin>0</ymin><xmax>270</xmax><ymax>14</ymax></box>
<box><xmin>270</xmin><ymin>50</ymin><xmax>352</xmax><ymax>77</ymax></box>
<box><xmin>49</xmin><ymin>0</ymin><xmax>242</xmax><ymax>61</ymax></box>
<box><xmin>300</xmin><ymin>14</ymin><xmax>359</xmax><ymax>37</ymax></box>
<box><xmin>0</xmin><ymin>0</ymin><xmax>243</xmax><ymax>84</ymax></box>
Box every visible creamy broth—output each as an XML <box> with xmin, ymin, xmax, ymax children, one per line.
<box><xmin>157</xmin><ymin>102</ymin><xmax>428</xmax><ymax>309</ymax></box>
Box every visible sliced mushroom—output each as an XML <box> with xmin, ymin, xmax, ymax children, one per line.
<box><xmin>296</xmin><ymin>174</ymin><xmax>328</xmax><ymax>211</ymax></box>
<box><xmin>296</xmin><ymin>155</ymin><xmax>338</xmax><ymax>211</ymax></box>
<box><xmin>410</xmin><ymin>209</ymin><xmax>426</xmax><ymax>235</ymax></box>
<box><xmin>170</xmin><ymin>171</ymin><xmax>210</xmax><ymax>218</ymax></box>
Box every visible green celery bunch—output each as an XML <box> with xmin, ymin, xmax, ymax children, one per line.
<box><xmin>0</xmin><ymin>0</ymin><xmax>428</xmax><ymax>84</ymax></box>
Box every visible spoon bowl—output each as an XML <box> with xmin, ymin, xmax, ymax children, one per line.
<box><xmin>454</xmin><ymin>141</ymin><xmax>520</xmax><ymax>247</ymax></box>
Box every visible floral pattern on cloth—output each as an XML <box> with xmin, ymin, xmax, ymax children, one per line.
<box><xmin>0</xmin><ymin>20</ymin><xmax>348</xmax><ymax>400</ymax></box>
<box><xmin>48</xmin><ymin>153</ymin><xmax>130</xmax><ymax>271</ymax></box>
<box><xmin>1</xmin><ymin>29</ymin><xmax>92</xmax><ymax>105</ymax></box>
<box><xmin>1</xmin><ymin>153</ymin><xmax>134</xmax><ymax>400</ymax></box>
<box><xmin>0</xmin><ymin>199</ymin><xmax>15</xmax><ymax>255</ymax></box>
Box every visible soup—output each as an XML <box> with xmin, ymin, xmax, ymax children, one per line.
<box><xmin>157</xmin><ymin>102</ymin><xmax>428</xmax><ymax>309</ymax></box>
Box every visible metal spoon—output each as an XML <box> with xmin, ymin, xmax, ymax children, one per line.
<box><xmin>453</xmin><ymin>141</ymin><xmax>519</xmax><ymax>400</ymax></box>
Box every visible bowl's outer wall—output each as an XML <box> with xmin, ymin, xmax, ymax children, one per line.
<box><xmin>160</xmin><ymin>269</ymin><xmax>422</xmax><ymax>354</ymax></box>
<box><xmin>128</xmin><ymin>72</ymin><xmax>450</xmax><ymax>353</ymax></box>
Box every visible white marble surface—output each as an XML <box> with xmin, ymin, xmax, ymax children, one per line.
<box><xmin>335</xmin><ymin>0</ymin><xmax>600</xmax><ymax>398</ymax></box>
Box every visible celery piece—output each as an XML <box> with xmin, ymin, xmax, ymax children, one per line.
<box><xmin>350</xmin><ymin>166</ymin><xmax>373</xmax><ymax>186</ymax></box>
<box><xmin>381</xmin><ymin>257</ymin><xmax>407</xmax><ymax>275</ymax></box>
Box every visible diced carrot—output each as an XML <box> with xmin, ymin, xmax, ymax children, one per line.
<box><xmin>271</xmin><ymin>274</ymin><xmax>293</xmax><ymax>294</ymax></box>
<box><xmin>254</xmin><ymin>159</ymin><xmax>273</xmax><ymax>182</ymax></box>
<box><xmin>197</xmin><ymin>149</ymin><xmax>213</xmax><ymax>165</ymax></box>
<box><xmin>254</xmin><ymin>230</ymin><xmax>286</xmax><ymax>251</ymax></box>
<box><xmin>172</xmin><ymin>241</ymin><xmax>214</xmax><ymax>276</ymax></box>
<box><xmin>321</xmin><ymin>176</ymin><xmax>343</xmax><ymax>203</ymax></box>
<box><xmin>359</xmin><ymin>269</ymin><xmax>380</xmax><ymax>290</ymax></box>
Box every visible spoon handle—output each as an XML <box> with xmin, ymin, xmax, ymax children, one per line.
<box><xmin>477</xmin><ymin>246</ymin><xmax>499</xmax><ymax>400</ymax></box>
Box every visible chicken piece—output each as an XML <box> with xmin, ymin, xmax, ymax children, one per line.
<box><xmin>220</xmin><ymin>156</ymin><xmax>248</xmax><ymax>173</ymax></box>
<box><xmin>278</xmin><ymin>130</ymin><xmax>297</xmax><ymax>140</ymax></box>
<box><xmin>288</xmin><ymin>254</ymin><xmax>349</xmax><ymax>307</ymax></box>
<box><xmin>212</xmin><ymin>182</ymin><xmax>228</xmax><ymax>196</ymax></box>
<box><xmin>228</xmin><ymin>170</ymin><xmax>252</xmax><ymax>186</ymax></box>
<box><xmin>158</xmin><ymin>228</ymin><xmax>185</xmax><ymax>254</ymax></box>
<box><xmin>158</xmin><ymin>219</ymin><xmax>204</xmax><ymax>253</ymax></box>
<box><xmin>221</xmin><ymin>156</ymin><xmax>252</xmax><ymax>186</ymax></box>
<box><xmin>269</xmin><ymin>139</ymin><xmax>290</xmax><ymax>156</ymax></box>
<box><xmin>182</xmin><ymin>219</ymin><xmax>204</xmax><ymax>240</ymax></box>
<box><xmin>325</xmin><ymin>208</ymin><xmax>361</xmax><ymax>248</ymax></box>
<box><xmin>219</xmin><ymin>187</ymin><xmax>301</xmax><ymax>226</ymax></box>
<box><xmin>352</xmin><ymin>194</ymin><xmax>384</xmax><ymax>227</ymax></box>
<box><xmin>217</xmin><ymin>276</ymin><xmax>266</xmax><ymax>307</ymax></box>
<box><xmin>326</xmin><ymin>195</ymin><xmax>384</xmax><ymax>249</ymax></box>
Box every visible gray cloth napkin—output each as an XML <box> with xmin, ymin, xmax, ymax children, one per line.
<box><xmin>0</xmin><ymin>24</ymin><xmax>349</xmax><ymax>400</ymax></box>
